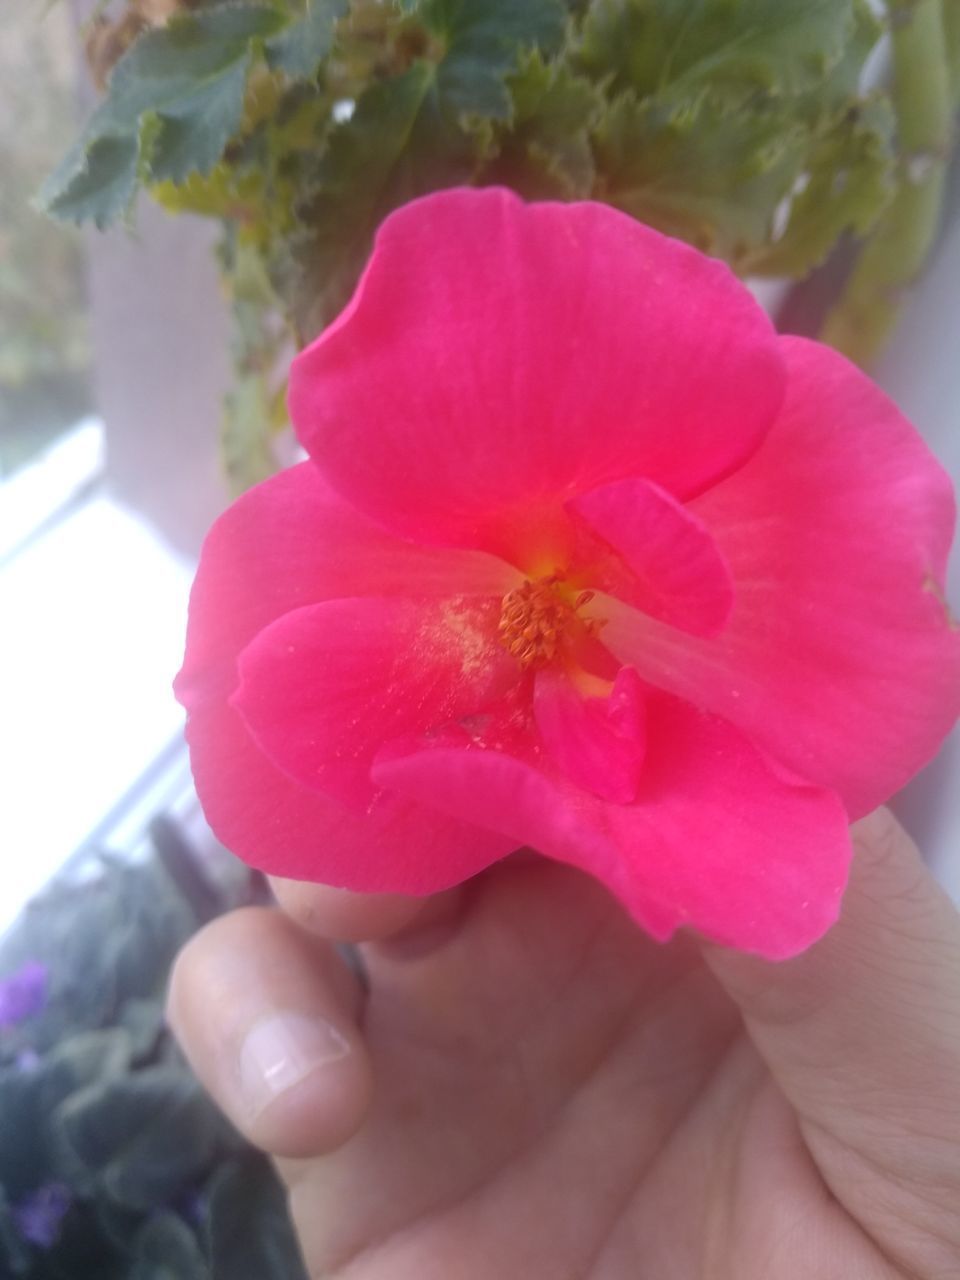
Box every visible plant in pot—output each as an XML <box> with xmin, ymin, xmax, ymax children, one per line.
<box><xmin>41</xmin><ymin>0</ymin><xmax>958</xmax><ymax>490</ymax></box>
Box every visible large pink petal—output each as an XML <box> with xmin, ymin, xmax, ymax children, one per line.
<box><xmin>185</xmin><ymin>699</ymin><xmax>514</xmax><ymax>889</ymax></box>
<box><xmin>594</xmin><ymin>338</ymin><xmax>960</xmax><ymax>817</ymax></box>
<box><xmin>374</xmin><ymin>696</ymin><xmax>851</xmax><ymax>960</ymax></box>
<box><xmin>533</xmin><ymin>664</ymin><xmax>646</xmax><ymax>803</ymax></box>
<box><xmin>568</xmin><ymin>477</ymin><xmax>734</xmax><ymax>635</ymax></box>
<box><xmin>290</xmin><ymin>187</ymin><xmax>785</xmax><ymax>565</ymax></box>
<box><xmin>233</xmin><ymin>595</ymin><xmax>519</xmax><ymax>807</ymax></box>
<box><xmin>175</xmin><ymin>461</ymin><xmax>519</xmax><ymax>887</ymax></box>
<box><xmin>175</xmin><ymin>461</ymin><xmax>520</xmax><ymax>708</ymax></box>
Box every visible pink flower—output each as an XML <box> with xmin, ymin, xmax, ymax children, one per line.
<box><xmin>176</xmin><ymin>188</ymin><xmax>960</xmax><ymax>959</ymax></box>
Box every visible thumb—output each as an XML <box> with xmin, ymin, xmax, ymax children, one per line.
<box><xmin>705</xmin><ymin>808</ymin><xmax>960</xmax><ymax>1257</ymax></box>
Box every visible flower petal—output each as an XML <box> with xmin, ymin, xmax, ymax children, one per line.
<box><xmin>533</xmin><ymin>665</ymin><xmax>646</xmax><ymax>803</ymax></box>
<box><xmin>290</xmin><ymin>187</ymin><xmax>785</xmax><ymax>565</ymax></box>
<box><xmin>374</xmin><ymin>695</ymin><xmax>851</xmax><ymax>960</ymax></box>
<box><xmin>185</xmin><ymin>698</ymin><xmax>513</xmax><ymax>889</ymax></box>
<box><xmin>593</xmin><ymin>337</ymin><xmax>960</xmax><ymax>818</ymax></box>
<box><xmin>232</xmin><ymin>595</ymin><xmax>519</xmax><ymax>807</ymax></box>
<box><xmin>175</xmin><ymin>462</ymin><xmax>520</xmax><ymax>887</ymax></box>
<box><xmin>175</xmin><ymin>461</ymin><xmax>520</xmax><ymax>709</ymax></box>
<box><xmin>568</xmin><ymin>477</ymin><xmax>735</xmax><ymax>635</ymax></box>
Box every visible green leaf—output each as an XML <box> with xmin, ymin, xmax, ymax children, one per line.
<box><xmin>279</xmin><ymin>63</ymin><xmax>437</xmax><ymax>339</ymax></box>
<box><xmin>416</xmin><ymin>0</ymin><xmax>568</xmax><ymax>120</ymax></box>
<box><xmin>38</xmin><ymin>135</ymin><xmax>139</xmax><ymax>229</ymax></box>
<box><xmin>56</xmin><ymin>1068</ymin><xmax>221</xmax><ymax>1211</ymax></box>
<box><xmin>40</xmin><ymin>4</ymin><xmax>286</xmax><ymax>225</ymax></box>
<box><xmin>131</xmin><ymin>1214</ymin><xmax>207</xmax><ymax>1280</ymax></box>
<box><xmin>152</xmin><ymin>165</ymin><xmax>265</xmax><ymax>220</ymax></box>
<box><xmin>579</xmin><ymin>0</ymin><xmax>860</xmax><ymax>100</ymax></box>
<box><xmin>45</xmin><ymin>1205</ymin><xmax>129</xmax><ymax>1279</ymax></box>
<box><xmin>491</xmin><ymin>50</ymin><xmax>604</xmax><ymax>197</ymax></box>
<box><xmin>42</xmin><ymin>1029</ymin><xmax>134</xmax><ymax>1101</ymax></box>
<box><xmin>221</xmin><ymin>238</ymin><xmax>289</xmax><ymax>494</ymax></box>
<box><xmin>806</xmin><ymin>0</ymin><xmax>882</xmax><ymax>117</ymax></box>
<box><xmin>280</xmin><ymin>0</ymin><xmax>564</xmax><ymax>338</ymax></box>
<box><xmin>146</xmin><ymin>59</ymin><xmax>254</xmax><ymax>183</ymax></box>
<box><xmin>0</xmin><ymin>856</ymin><xmax>200</xmax><ymax>1049</ymax></box>
<box><xmin>93</xmin><ymin>5</ymin><xmax>284</xmax><ymax>131</ymax></box>
<box><xmin>95</xmin><ymin>1196</ymin><xmax>151</xmax><ymax>1256</ymax></box>
<box><xmin>206</xmin><ymin>1155</ymin><xmax>307</xmax><ymax>1280</ymax></box>
<box><xmin>265</xmin><ymin>0</ymin><xmax>349</xmax><ymax>80</ymax></box>
<box><xmin>0</xmin><ymin>1187</ymin><xmax>32</xmax><ymax>1276</ymax></box>
<box><xmin>594</xmin><ymin>88</ymin><xmax>806</xmax><ymax>257</ymax></box>
<box><xmin>311</xmin><ymin>60</ymin><xmax>437</xmax><ymax>206</ymax></box>
<box><xmin>578</xmin><ymin>0</ymin><xmax>887</xmax><ymax>275</ymax></box>
<box><xmin>745</xmin><ymin>98</ymin><xmax>896</xmax><ymax>276</ymax></box>
<box><xmin>222</xmin><ymin>372</ymin><xmax>283</xmax><ymax>495</ymax></box>
<box><xmin>118</xmin><ymin>998</ymin><xmax>166</xmax><ymax>1063</ymax></box>
<box><xmin>0</xmin><ymin>1029</ymin><xmax>133</xmax><ymax>1195</ymax></box>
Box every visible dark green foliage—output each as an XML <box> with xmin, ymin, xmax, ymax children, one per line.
<box><xmin>265</xmin><ymin>0</ymin><xmax>350</xmax><ymax>79</ymax></box>
<box><xmin>205</xmin><ymin>1155</ymin><xmax>312</xmax><ymax>1280</ymax></box>
<box><xmin>57</xmin><ymin>1069</ymin><xmax>223</xmax><ymax>1211</ymax></box>
<box><xmin>45</xmin><ymin>0</ymin><xmax>893</xmax><ymax>285</ymax></box>
<box><xmin>42</xmin><ymin>0</ymin><xmax>897</xmax><ymax>482</ymax></box>
<box><xmin>581</xmin><ymin>0</ymin><xmax>892</xmax><ymax>266</ymax></box>
<box><xmin>40</xmin><ymin>136</ymin><xmax>141</xmax><ymax>232</ymax></box>
<box><xmin>0</xmin><ymin>849</ymin><xmax>306</xmax><ymax>1279</ymax></box>
<box><xmin>577</xmin><ymin>0</ymin><xmax>857</xmax><ymax>100</ymax></box>
<box><xmin>413</xmin><ymin>0</ymin><xmax>568</xmax><ymax>120</ymax></box>
<box><xmin>743</xmin><ymin>98</ymin><xmax>895</xmax><ymax>275</ymax></box>
<box><xmin>40</xmin><ymin>5</ymin><xmax>288</xmax><ymax>224</ymax></box>
<box><xmin>281</xmin><ymin>62</ymin><xmax>444</xmax><ymax>342</ymax></box>
<box><xmin>493</xmin><ymin>51</ymin><xmax>604</xmax><ymax>197</ymax></box>
<box><xmin>130</xmin><ymin>1214</ymin><xmax>208</xmax><ymax>1280</ymax></box>
<box><xmin>593</xmin><ymin>89</ymin><xmax>809</xmax><ymax>257</ymax></box>
<box><xmin>0</xmin><ymin>1187</ymin><xmax>32</xmax><ymax>1275</ymax></box>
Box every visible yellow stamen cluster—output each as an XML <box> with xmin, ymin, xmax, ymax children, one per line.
<box><xmin>497</xmin><ymin>577</ymin><xmax>598</xmax><ymax>669</ymax></box>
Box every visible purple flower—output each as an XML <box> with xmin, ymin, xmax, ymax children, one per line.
<box><xmin>13</xmin><ymin>1183</ymin><xmax>71</xmax><ymax>1249</ymax></box>
<box><xmin>176</xmin><ymin>1187</ymin><xmax>207</xmax><ymax>1227</ymax></box>
<box><xmin>0</xmin><ymin>962</ymin><xmax>48</xmax><ymax>1029</ymax></box>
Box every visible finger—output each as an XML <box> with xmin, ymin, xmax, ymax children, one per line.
<box><xmin>279</xmin><ymin>858</ymin><xmax>734</xmax><ymax>1279</ymax></box>
<box><xmin>167</xmin><ymin>907</ymin><xmax>372</xmax><ymax>1159</ymax></box>
<box><xmin>705</xmin><ymin>808</ymin><xmax>960</xmax><ymax>1255</ymax></box>
<box><xmin>270</xmin><ymin>877</ymin><xmax>463</xmax><ymax>944</ymax></box>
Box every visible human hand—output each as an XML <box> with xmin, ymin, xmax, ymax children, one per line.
<box><xmin>167</xmin><ymin>811</ymin><xmax>960</xmax><ymax>1279</ymax></box>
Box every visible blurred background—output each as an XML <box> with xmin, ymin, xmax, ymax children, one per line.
<box><xmin>1</xmin><ymin>1</ymin><xmax>234</xmax><ymax>940</ymax></box>
<box><xmin>0</xmin><ymin>12</ymin><xmax>298</xmax><ymax>1273</ymax></box>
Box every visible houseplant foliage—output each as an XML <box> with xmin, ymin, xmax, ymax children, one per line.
<box><xmin>41</xmin><ymin>0</ymin><xmax>960</xmax><ymax>493</ymax></box>
<box><xmin>0</xmin><ymin>840</ymin><xmax>307</xmax><ymax>1279</ymax></box>
<box><xmin>1</xmin><ymin>7</ymin><xmax>91</xmax><ymax>474</ymax></box>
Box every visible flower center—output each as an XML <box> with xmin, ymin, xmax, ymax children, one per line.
<box><xmin>497</xmin><ymin>576</ymin><xmax>599</xmax><ymax>669</ymax></box>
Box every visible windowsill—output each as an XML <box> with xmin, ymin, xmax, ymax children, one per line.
<box><xmin>0</xmin><ymin>475</ymin><xmax>194</xmax><ymax>935</ymax></box>
<box><xmin>0</xmin><ymin>418</ymin><xmax>105</xmax><ymax>563</ymax></box>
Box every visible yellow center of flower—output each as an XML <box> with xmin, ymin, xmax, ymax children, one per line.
<box><xmin>497</xmin><ymin>576</ymin><xmax>602</xmax><ymax>669</ymax></box>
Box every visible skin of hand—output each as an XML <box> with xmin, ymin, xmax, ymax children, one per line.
<box><xmin>167</xmin><ymin>809</ymin><xmax>960</xmax><ymax>1280</ymax></box>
